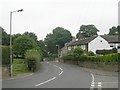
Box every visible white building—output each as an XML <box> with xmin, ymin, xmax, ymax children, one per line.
<box><xmin>61</xmin><ymin>35</ymin><xmax>119</xmax><ymax>55</ymax></box>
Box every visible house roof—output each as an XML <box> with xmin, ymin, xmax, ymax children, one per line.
<box><xmin>67</xmin><ymin>35</ymin><xmax>97</xmax><ymax>46</ymax></box>
<box><xmin>67</xmin><ymin>35</ymin><xmax>120</xmax><ymax>47</ymax></box>
<box><xmin>100</xmin><ymin>35</ymin><xmax>119</xmax><ymax>43</ymax></box>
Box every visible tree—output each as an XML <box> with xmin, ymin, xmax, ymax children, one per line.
<box><xmin>78</xmin><ymin>24</ymin><xmax>99</xmax><ymax>37</ymax></box>
<box><xmin>23</xmin><ymin>32</ymin><xmax>38</xmax><ymax>42</ymax></box>
<box><xmin>108</xmin><ymin>26</ymin><xmax>118</xmax><ymax>35</ymax></box>
<box><xmin>37</xmin><ymin>40</ymin><xmax>48</xmax><ymax>57</ymax></box>
<box><xmin>44</xmin><ymin>27</ymin><xmax>72</xmax><ymax>55</ymax></box>
<box><xmin>13</xmin><ymin>35</ymin><xmax>39</xmax><ymax>58</ymax></box>
<box><xmin>12</xmin><ymin>33</ymin><xmax>21</xmax><ymax>43</ymax></box>
<box><xmin>0</xmin><ymin>26</ymin><xmax>10</xmax><ymax>45</ymax></box>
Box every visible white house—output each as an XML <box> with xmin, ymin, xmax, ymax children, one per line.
<box><xmin>61</xmin><ymin>35</ymin><xmax>119</xmax><ymax>55</ymax></box>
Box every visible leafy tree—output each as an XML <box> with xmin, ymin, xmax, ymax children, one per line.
<box><xmin>37</xmin><ymin>40</ymin><xmax>48</xmax><ymax>57</ymax></box>
<box><xmin>23</xmin><ymin>32</ymin><xmax>38</xmax><ymax>42</ymax></box>
<box><xmin>13</xmin><ymin>35</ymin><xmax>39</xmax><ymax>58</ymax></box>
<box><xmin>79</xmin><ymin>24</ymin><xmax>99</xmax><ymax>37</ymax></box>
<box><xmin>0</xmin><ymin>26</ymin><xmax>10</xmax><ymax>45</ymax></box>
<box><xmin>12</xmin><ymin>33</ymin><xmax>21</xmax><ymax>43</ymax></box>
<box><xmin>44</xmin><ymin>27</ymin><xmax>72</xmax><ymax>55</ymax></box>
<box><xmin>108</xmin><ymin>26</ymin><xmax>118</xmax><ymax>35</ymax></box>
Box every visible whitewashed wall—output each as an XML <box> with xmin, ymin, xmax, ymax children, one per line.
<box><xmin>88</xmin><ymin>36</ymin><xmax>112</xmax><ymax>54</ymax></box>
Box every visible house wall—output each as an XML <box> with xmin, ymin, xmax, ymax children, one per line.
<box><xmin>88</xmin><ymin>36</ymin><xmax>113</xmax><ymax>54</ymax></box>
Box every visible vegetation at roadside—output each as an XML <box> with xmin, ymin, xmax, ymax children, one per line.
<box><xmin>25</xmin><ymin>49</ymin><xmax>41</xmax><ymax>72</ymax></box>
<box><xmin>62</xmin><ymin>46</ymin><xmax>119</xmax><ymax>63</ymax></box>
<box><xmin>13</xmin><ymin>59</ymin><xmax>31</xmax><ymax>76</ymax></box>
<box><xmin>2</xmin><ymin>46</ymin><xmax>10</xmax><ymax>65</ymax></box>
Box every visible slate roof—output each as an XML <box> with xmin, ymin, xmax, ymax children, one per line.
<box><xmin>67</xmin><ymin>35</ymin><xmax>119</xmax><ymax>47</ymax></box>
<box><xmin>100</xmin><ymin>35</ymin><xmax>119</xmax><ymax>43</ymax></box>
<box><xmin>67</xmin><ymin>36</ymin><xmax>97</xmax><ymax>46</ymax></box>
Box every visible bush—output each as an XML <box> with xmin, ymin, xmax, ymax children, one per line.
<box><xmin>86</xmin><ymin>53</ymin><xmax>118</xmax><ymax>63</ymax></box>
<box><xmin>25</xmin><ymin>49</ymin><xmax>41</xmax><ymax>72</ymax></box>
<box><xmin>96</xmin><ymin>48</ymin><xmax>117</xmax><ymax>55</ymax></box>
<box><xmin>2</xmin><ymin>46</ymin><xmax>11</xmax><ymax>65</ymax></box>
<box><xmin>88</xmin><ymin>51</ymin><xmax>94</xmax><ymax>56</ymax></box>
<box><xmin>72</xmin><ymin>46</ymin><xmax>84</xmax><ymax>60</ymax></box>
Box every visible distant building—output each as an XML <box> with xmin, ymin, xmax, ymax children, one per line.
<box><xmin>60</xmin><ymin>35</ymin><xmax>120</xmax><ymax>56</ymax></box>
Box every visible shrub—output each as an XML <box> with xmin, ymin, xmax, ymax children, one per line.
<box><xmin>88</xmin><ymin>51</ymin><xmax>94</xmax><ymax>56</ymax></box>
<box><xmin>2</xmin><ymin>46</ymin><xmax>11</xmax><ymax>65</ymax></box>
<box><xmin>72</xmin><ymin>46</ymin><xmax>84</xmax><ymax>60</ymax></box>
<box><xmin>79</xmin><ymin>55</ymin><xmax>87</xmax><ymax>61</ymax></box>
<box><xmin>96</xmin><ymin>48</ymin><xmax>117</xmax><ymax>55</ymax></box>
<box><xmin>25</xmin><ymin>49</ymin><xmax>41</xmax><ymax>72</ymax></box>
<box><xmin>62</xmin><ymin>54</ymin><xmax>74</xmax><ymax>61</ymax></box>
<box><xmin>86</xmin><ymin>53</ymin><xmax>118</xmax><ymax>63</ymax></box>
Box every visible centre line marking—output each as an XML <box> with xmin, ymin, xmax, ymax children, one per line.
<box><xmin>53</xmin><ymin>65</ymin><xmax>58</xmax><ymax>68</ymax></box>
<box><xmin>59</xmin><ymin>67</ymin><xmax>63</xmax><ymax>71</ymax></box>
<box><xmin>35</xmin><ymin>77</ymin><xmax>56</xmax><ymax>87</ymax></box>
<box><xmin>59</xmin><ymin>71</ymin><xmax>63</xmax><ymax>76</ymax></box>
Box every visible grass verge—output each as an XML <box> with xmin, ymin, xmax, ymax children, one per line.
<box><xmin>13</xmin><ymin>58</ymin><xmax>31</xmax><ymax>76</ymax></box>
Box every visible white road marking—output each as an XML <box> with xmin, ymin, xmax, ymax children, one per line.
<box><xmin>90</xmin><ymin>73</ymin><xmax>95</xmax><ymax>90</ymax></box>
<box><xmin>53</xmin><ymin>65</ymin><xmax>58</xmax><ymax>68</ymax></box>
<box><xmin>35</xmin><ymin>61</ymin><xmax>63</xmax><ymax>87</ymax></box>
<box><xmin>91</xmin><ymin>73</ymin><xmax>95</xmax><ymax>83</ymax></box>
<box><xmin>59</xmin><ymin>71</ymin><xmax>63</xmax><ymax>76</ymax></box>
<box><xmin>59</xmin><ymin>67</ymin><xmax>63</xmax><ymax>71</ymax></box>
<box><xmin>35</xmin><ymin>77</ymin><xmax>56</xmax><ymax>87</ymax></box>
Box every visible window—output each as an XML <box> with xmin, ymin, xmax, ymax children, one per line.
<box><xmin>110</xmin><ymin>45</ymin><xmax>113</xmax><ymax>47</ymax></box>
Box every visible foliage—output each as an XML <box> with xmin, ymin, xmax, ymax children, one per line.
<box><xmin>62</xmin><ymin>46</ymin><xmax>84</xmax><ymax>61</ymax></box>
<box><xmin>108</xmin><ymin>26</ymin><xmax>118</xmax><ymax>35</ymax></box>
<box><xmin>79</xmin><ymin>24</ymin><xmax>99</xmax><ymax>37</ymax></box>
<box><xmin>13</xmin><ymin>35</ymin><xmax>39</xmax><ymax>58</ymax></box>
<box><xmin>96</xmin><ymin>48</ymin><xmax>117</xmax><ymax>55</ymax></box>
<box><xmin>88</xmin><ymin>51</ymin><xmax>94</xmax><ymax>56</ymax></box>
<box><xmin>86</xmin><ymin>53</ymin><xmax>119</xmax><ymax>63</ymax></box>
<box><xmin>23</xmin><ymin>32</ymin><xmax>38</xmax><ymax>42</ymax></box>
<box><xmin>0</xmin><ymin>27</ymin><xmax>10</xmax><ymax>45</ymax></box>
<box><xmin>37</xmin><ymin>40</ymin><xmax>48</xmax><ymax>57</ymax></box>
<box><xmin>25</xmin><ymin>49</ymin><xmax>41</xmax><ymax>72</ymax></box>
<box><xmin>2</xmin><ymin>46</ymin><xmax>11</xmax><ymax>65</ymax></box>
<box><xmin>12</xmin><ymin>33</ymin><xmax>21</xmax><ymax>43</ymax></box>
<box><xmin>13</xmin><ymin>59</ymin><xmax>30</xmax><ymax>76</ymax></box>
<box><xmin>72</xmin><ymin>46</ymin><xmax>84</xmax><ymax>60</ymax></box>
<box><xmin>44</xmin><ymin>27</ymin><xmax>72</xmax><ymax>55</ymax></box>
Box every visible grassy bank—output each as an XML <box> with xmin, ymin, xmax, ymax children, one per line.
<box><xmin>13</xmin><ymin>59</ymin><xmax>31</xmax><ymax>76</ymax></box>
<box><xmin>2</xmin><ymin>58</ymin><xmax>32</xmax><ymax>77</ymax></box>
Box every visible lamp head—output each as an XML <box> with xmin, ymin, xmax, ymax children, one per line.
<box><xmin>17</xmin><ymin>9</ymin><xmax>23</xmax><ymax>12</ymax></box>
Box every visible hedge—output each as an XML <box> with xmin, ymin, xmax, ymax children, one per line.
<box><xmin>2</xmin><ymin>46</ymin><xmax>11</xmax><ymax>65</ymax></box>
<box><xmin>96</xmin><ymin>48</ymin><xmax>117</xmax><ymax>55</ymax></box>
<box><xmin>25</xmin><ymin>49</ymin><xmax>41</xmax><ymax>72</ymax></box>
<box><xmin>86</xmin><ymin>53</ymin><xmax>119</xmax><ymax>63</ymax></box>
<box><xmin>62</xmin><ymin>53</ymin><xmax>119</xmax><ymax>63</ymax></box>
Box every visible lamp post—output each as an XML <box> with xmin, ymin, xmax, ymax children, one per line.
<box><xmin>56</xmin><ymin>45</ymin><xmax>60</xmax><ymax>61</ymax></box>
<box><xmin>10</xmin><ymin>9</ymin><xmax>23</xmax><ymax>77</ymax></box>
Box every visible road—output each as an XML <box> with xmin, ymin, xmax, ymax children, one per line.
<box><xmin>2</xmin><ymin>61</ymin><xmax>118</xmax><ymax>89</ymax></box>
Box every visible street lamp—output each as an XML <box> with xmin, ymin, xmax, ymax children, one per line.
<box><xmin>10</xmin><ymin>9</ymin><xmax>23</xmax><ymax>77</ymax></box>
<box><xmin>56</xmin><ymin>45</ymin><xmax>60</xmax><ymax>61</ymax></box>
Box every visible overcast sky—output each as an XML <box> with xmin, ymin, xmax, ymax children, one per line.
<box><xmin>0</xmin><ymin>0</ymin><xmax>119</xmax><ymax>40</ymax></box>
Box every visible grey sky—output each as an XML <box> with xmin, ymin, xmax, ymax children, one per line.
<box><xmin>0</xmin><ymin>0</ymin><xmax>119</xmax><ymax>40</ymax></box>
